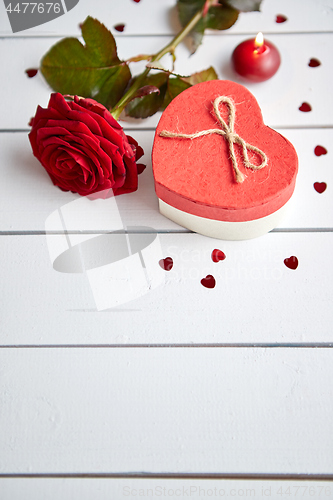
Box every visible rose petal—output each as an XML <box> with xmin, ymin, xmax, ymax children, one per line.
<box><xmin>48</xmin><ymin>93</ymin><xmax>72</xmax><ymax>116</ymax></box>
<box><xmin>127</xmin><ymin>135</ymin><xmax>144</xmax><ymax>161</ymax></box>
<box><xmin>137</xmin><ymin>163</ymin><xmax>146</xmax><ymax>174</ymax></box>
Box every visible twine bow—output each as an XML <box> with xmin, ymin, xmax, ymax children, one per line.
<box><xmin>159</xmin><ymin>96</ymin><xmax>268</xmax><ymax>183</ymax></box>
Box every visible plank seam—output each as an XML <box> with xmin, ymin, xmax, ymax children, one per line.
<box><xmin>0</xmin><ymin>344</ymin><xmax>332</xmax><ymax>348</ymax></box>
<box><xmin>0</xmin><ymin>473</ymin><xmax>332</xmax><ymax>480</ymax></box>
<box><xmin>1</xmin><ymin>229</ymin><xmax>333</xmax><ymax>236</ymax></box>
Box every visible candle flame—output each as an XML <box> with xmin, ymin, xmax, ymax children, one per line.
<box><xmin>254</xmin><ymin>32</ymin><xmax>264</xmax><ymax>49</ymax></box>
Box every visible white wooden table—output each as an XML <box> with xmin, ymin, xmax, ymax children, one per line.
<box><xmin>0</xmin><ymin>1</ymin><xmax>333</xmax><ymax>498</ymax></box>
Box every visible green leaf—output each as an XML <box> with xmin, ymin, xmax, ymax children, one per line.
<box><xmin>125</xmin><ymin>66</ymin><xmax>218</xmax><ymax>116</ymax></box>
<box><xmin>161</xmin><ymin>77</ymin><xmax>192</xmax><ymax>110</ymax></box>
<box><xmin>40</xmin><ymin>16</ymin><xmax>131</xmax><ymax>109</ymax></box>
<box><xmin>225</xmin><ymin>0</ymin><xmax>262</xmax><ymax>12</ymax></box>
<box><xmin>177</xmin><ymin>0</ymin><xmax>239</xmax><ymax>54</ymax></box>
<box><xmin>80</xmin><ymin>16</ymin><xmax>119</xmax><ymax>65</ymax></box>
<box><xmin>125</xmin><ymin>73</ymin><xmax>169</xmax><ymax>119</ymax></box>
<box><xmin>158</xmin><ymin>65</ymin><xmax>220</xmax><ymax>111</ymax></box>
<box><xmin>206</xmin><ymin>4</ymin><xmax>239</xmax><ymax>30</ymax></box>
<box><xmin>181</xmin><ymin>66</ymin><xmax>218</xmax><ymax>85</ymax></box>
<box><xmin>177</xmin><ymin>0</ymin><xmax>205</xmax><ymax>53</ymax></box>
<box><xmin>92</xmin><ymin>64</ymin><xmax>131</xmax><ymax>109</ymax></box>
<box><xmin>177</xmin><ymin>0</ymin><xmax>205</xmax><ymax>28</ymax></box>
<box><xmin>160</xmin><ymin>66</ymin><xmax>218</xmax><ymax>108</ymax></box>
<box><xmin>187</xmin><ymin>28</ymin><xmax>205</xmax><ymax>54</ymax></box>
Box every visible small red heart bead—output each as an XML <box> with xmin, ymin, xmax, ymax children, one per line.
<box><xmin>284</xmin><ymin>256</ymin><xmax>298</xmax><ymax>270</ymax></box>
<box><xmin>308</xmin><ymin>58</ymin><xmax>321</xmax><ymax>68</ymax></box>
<box><xmin>159</xmin><ymin>257</ymin><xmax>173</xmax><ymax>271</ymax></box>
<box><xmin>114</xmin><ymin>24</ymin><xmax>125</xmax><ymax>32</ymax></box>
<box><xmin>275</xmin><ymin>14</ymin><xmax>287</xmax><ymax>23</ymax></box>
<box><xmin>211</xmin><ymin>249</ymin><xmax>226</xmax><ymax>263</ymax></box>
<box><xmin>314</xmin><ymin>146</ymin><xmax>327</xmax><ymax>157</ymax></box>
<box><xmin>201</xmin><ymin>275</ymin><xmax>216</xmax><ymax>288</ymax></box>
<box><xmin>314</xmin><ymin>182</ymin><xmax>327</xmax><ymax>194</ymax></box>
<box><xmin>299</xmin><ymin>102</ymin><xmax>312</xmax><ymax>112</ymax></box>
<box><xmin>25</xmin><ymin>68</ymin><xmax>38</xmax><ymax>78</ymax></box>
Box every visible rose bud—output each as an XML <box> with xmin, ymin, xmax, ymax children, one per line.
<box><xmin>29</xmin><ymin>93</ymin><xmax>145</xmax><ymax>196</ymax></box>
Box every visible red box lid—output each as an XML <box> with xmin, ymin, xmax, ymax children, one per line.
<box><xmin>152</xmin><ymin>80</ymin><xmax>298</xmax><ymax>222</ymax></box>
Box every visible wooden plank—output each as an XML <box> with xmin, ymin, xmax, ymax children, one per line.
<box><xmin>0</xmin><ymin>348</ymin><xmax>332</xmax><ymax>473</ymax></box>
<box><xmin>1</xmin><ymin>232</ymin><xmax>332</xmax><ymax>345</ymax></box>
<box><xmin>0</xmin><ymin>129</ymin><xmax>332</xmax><ymax>232</ymax></box>
<box><xmin>1</xmin><ymin>0</ymin><xmax>333</xmax><ymax>37</ymax></box>
<box><xmin>0</xmin><ymin>478</ymin><xmax>332</xmax><ymax>500</ymax></box>
<box><xmin>1</xmin><ymin>33</ymin><xmax>332</xmax><ymax>131</ymax></box>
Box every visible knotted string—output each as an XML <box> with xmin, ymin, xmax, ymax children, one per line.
<box><xmin>159</xmin><ymin>96</ymin><xmax>268</xmax><ymax>183</ymax></box>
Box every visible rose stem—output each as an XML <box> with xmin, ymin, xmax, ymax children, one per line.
<box><xmin>110</xmin><ymin>0</ymin><xmax>214</xmax><ymax>121</ymax></box>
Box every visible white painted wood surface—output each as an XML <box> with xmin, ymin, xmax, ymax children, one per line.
<box><xmin>1</xmin><ymin>348</ymin><xmax>333</xmax><ymax>473</ymax></box>
<box><xmin>1</xmin><ymin>0</ymin><xmax>333</xmax><ymax>36</ymax></box>
<box><xmin>0</xmin><ymin>0</ymin><xmax>332</xmax><ymax>497</ymax></box>
<box><xmin>1</xmin><ymin>232</ymin><xmax>333</xmax><ymax>345</ymax></box>
<box><xmin>0</xmin><ymin>478</ymin><xmax>332</xmax><ymax>500</ymax></box>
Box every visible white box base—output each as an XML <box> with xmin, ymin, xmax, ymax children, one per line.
<box><xmin>159</xmin><ymin>199</ymin><xmax>290</xmax><ymax>240</ymax></box>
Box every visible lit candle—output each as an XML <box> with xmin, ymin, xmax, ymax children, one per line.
<box><xmin>231</xmin><ymin>33</ymin><xmax>281</xmax><ymax>82</ymax></box>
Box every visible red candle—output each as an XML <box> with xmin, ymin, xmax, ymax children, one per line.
<box><xmin>232</xmin><ymin>33</ymin><xmax>281</xmax><ymax>82</ymax></box>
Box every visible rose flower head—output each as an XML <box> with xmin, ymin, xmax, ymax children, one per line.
<box><xmin>29</xmin><ymin>93</ymin><xmax>145</xmax><ymax>196</ymax></box>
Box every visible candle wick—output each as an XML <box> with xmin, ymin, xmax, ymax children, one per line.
<box><xmin>255</xmin><ymin>45</ymin><xmax>265</xmax><ymax>55</ymax></box>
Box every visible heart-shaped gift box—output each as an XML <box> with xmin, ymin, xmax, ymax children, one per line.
<box><xmin>152</xmin><ymin>80</ymin><xmax>298</xmax><ymax>240</ymax></box>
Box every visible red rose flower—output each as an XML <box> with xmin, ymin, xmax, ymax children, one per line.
<box><xmin>29</xmin><ymin>93</ymin><xmax>145</xmax><ymax>196</ymax></box>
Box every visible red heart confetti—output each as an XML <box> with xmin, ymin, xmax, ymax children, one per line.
<box><xmin>25</xmin><ymin>68</ymin><xmax>38</xmax><ymax>78</ymax></box>
<box><xmin>275</xmin><ymin>14</ymin><xmax>287</xmax><ymax>23</ymax></box>
<box><xmin>308</xmin><ymin>58</ymin><xmax>321</xmax><ymax>68</ymax></box>
<box><xmin>114</xmin><ymin>24</ymin><xmax>125</xmax><ymax>32</ymax></box>
<box><xmin>314</xmin><ymin>182</ymin><xmax>327</xmax><ymax>194</ymax></box>
<box><xmin>159</xmin><ymin>257</ymin><xmax>173</xmax><ymax>271</ymax></box>
<box><xmin>299</xmin><ymin>102</ymin><xmax>312</xmax><ymax>112</ymax></box>
<box><xmin>133</xmin><ymin>0</ymin><xmax>141</xmax><ymax>2</ymax></box>
<box><xmin>211</xmin><ymin>249</ymin><xmax>226</xmax><ymax>263</ymax></box>
<box><xmin>201</xmin><ymin>275</ymin><xmax>216</xmax><ymax>289</ymax></box>
<box><xmin>314</xmin><ymin>145</ymin><xmax>327</xmax><ymax>157</ymax></box>
<box><xmin>284</xmin><ymin>256</ymin><xmax>298</xmax><ymax>270</ymax></box>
